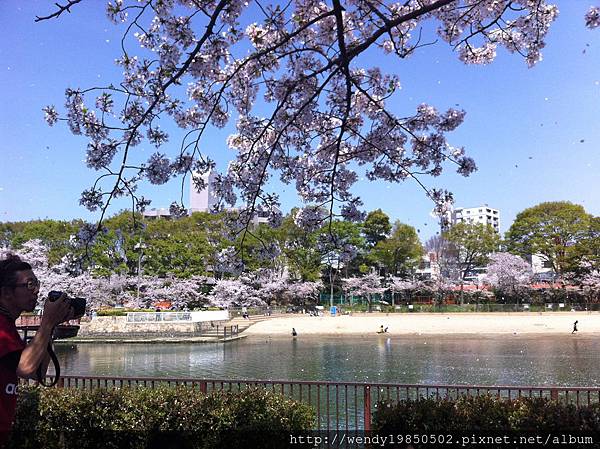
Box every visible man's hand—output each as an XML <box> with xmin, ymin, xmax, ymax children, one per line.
<box><xmin>17</xmin><ymin>293</ymin><xmax>73</xmax><ymax>380</ymax></box>
<box><xmin>41</xmin><ymin>293</ymin><xmax>73</xmax><ymax>328</ymax></box>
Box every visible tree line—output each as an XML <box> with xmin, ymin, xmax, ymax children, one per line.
<box><xmin>1</xmin><ymin>201</ymin><xmax>599</xmax><ymax>308</ymax></box>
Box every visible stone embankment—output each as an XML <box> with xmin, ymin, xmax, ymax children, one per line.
<box><xmin>78</xmin><ymin>316</ymin><xmax>207</xmax><ymax>337</ymax></box>
<box><xmin>68</xmin><ymin>313</ymin><xmax>286</xmax><ymax>343</ymax></box>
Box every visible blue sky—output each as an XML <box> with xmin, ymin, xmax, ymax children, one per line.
<box><xmin>0</xmin><ymin>0</ymin><xmax>599</xmax><ymax>241</ymax></box>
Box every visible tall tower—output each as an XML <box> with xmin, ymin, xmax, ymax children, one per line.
<box><xmin>190</xmin><ymin>170</ymin><xmax>217</xmax><ymax>213</ymax></box>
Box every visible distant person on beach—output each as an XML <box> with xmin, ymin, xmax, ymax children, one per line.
<box><xmin>378</xmin><ymin>325</ymin><xmax>385</xmax><ymax>334</ymax></box>
<box><xmin>572</xmin><ymin>320</ymin><xmax>578</xmax><ymax>334</ymax></box>
<box><xmin>292</xmin><ymin>328</ymin><xmax>298</xmax><ymax>337</ymax></box>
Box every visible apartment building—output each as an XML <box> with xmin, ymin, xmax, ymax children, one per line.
<box><xmin>444</xmin><ymin>204</ymin><xmax>500</xmax><ymax>233</ymax></box>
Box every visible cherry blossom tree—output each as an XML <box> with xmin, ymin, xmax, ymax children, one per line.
<box><xmin>209</xmin><ymin>279</ymin><xmax>265</xmax><ymax>308</ymax></box>
<box><xmin>209</xmin><ymin>271</ymin><xmax>321</xmax><ymax>307</ymax></box>
<box><xmin>231</xmin><ymin>268</ymin><xmax>323</xmax><ymax>305</ymax></box>
<box><xmin>134</xmin><ymin>275</ymin><xmax>211</xmax><ymax>309</ymax></box>
<box><xmin>214</xmin><ymin>246</ymin><xmax>245</xmax><ymax>278</ymax></box>
<box><xmin>483</xmin><ymin>252</ymin><xmax>532</xmax><ymax>299</ymax></box>
<box><xmin>11</xmin><ymin>239</ymin><xmax>50</xmax><ymax>271</ymax></box>
<box><xmin>388</xmin><ymin>275</ymin><xmax>455</xmax><ymax>304</ymax></box>
<box><xmin>2</xmin><ymin>240</ymin><xmax>215</xmax><ymax>310</ymax></box>
<box><xmin>256</xmin><ymin>277</ymin><xmax>289</xmax><ymax>304</ymax></box>
<box><xmin>1</xmin><ymin>241</ymin><xmax>107</xmax><ymax>310</ymax></box>
<box><xmin>285</xmin><ymin>280</ymin><xmax>323</xmax><ymax>306</ymax></box>
<box><xmin>581</xmin><ymin>270</ymin><xmax>600</xmax><ymax>302</ymax></box>
<box><xmin>389</xmin><ymin>276</ymin><xmax>417</xmax><ymax>305</ymax></box>
<box><xmin>37</xmin><ymin>0</ymin><xmax>581</xmax><ymax>245</ymax></box>
<box><xmin>342</xmin><ymin>271</ymin><xmax>386</xmax><ymax>310</ymax></box>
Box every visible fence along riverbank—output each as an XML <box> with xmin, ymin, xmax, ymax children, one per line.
<box><xmin>22</xmin><ymin>375</ymin><xmax>600</xmax><ymax>432</ymax></box>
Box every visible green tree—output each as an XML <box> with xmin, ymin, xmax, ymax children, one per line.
<box><xmin>319</xmin><ymin>220</ymin><xmax>366</xmax><ymax>276</ymax></box>
<box><xmin>319</xmin><ymin>220</ymin><xmax>366</xmax><ymax>303</ymax></box>
<box><xmin>92</xmin><ymin>211</ymin><xmax>142</xmax><ymax>276</ymax></box>
<box><xmin>143</xmin><ymin>212</ymin><xmax>226</xmax><ymax>278</ymax></box>
<box><xmin>236</xmin><ymin>221</ymin><xmax>287</xmax><ymax>274</ymax></box>
<box><xmin>277</xmin><ymin>211</ymin><xmax>323</xmax><ymax>281</ymax></box>
<box><xmin>561</xmin><ymin>215</ymin><xmax>600</xmax><ymax>280</ymax></box>
<box><xmin>368</xmin><ymin>221</ymin><xmax>423</xmax><ymax>276</ymax></box>
<box><xmin>3</xmin><ymin>219</ymin><xmax>82</xmax><ymax>266</ymax></box>
<box><xmin>91</xmin><ymin>210</ymin><xmax>230</xmax><ymax>279</ymax></box>
<box><xmin>362</xmin><ymin>209</ymin><xmax>391</xmax><ymax>247</ymax></box>
<box><xmin>444</xmin><ymin>222</ymin><xmax>500</xmax><ymax>281</ymax></box>
<box><xmin>505</xmin><ymin>201</ymin><xmax>592</xmax><ymax>278</ymax></box>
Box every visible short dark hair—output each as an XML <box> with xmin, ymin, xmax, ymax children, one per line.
<box><xmin>0</xmin><ymin>254</ymin><xmax>32</xmax><ymax>289</ymax></box>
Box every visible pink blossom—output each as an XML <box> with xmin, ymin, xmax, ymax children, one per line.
<box><xmin>39</xmin><ymin>0</ymin><xmax>567</xmax><ymax>232</ymax></box>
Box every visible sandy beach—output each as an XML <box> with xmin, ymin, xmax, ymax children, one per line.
<box><xmin>243</xmin><ymin>312</ymin><xmax>600</xmax><ymax>336</ymax></box>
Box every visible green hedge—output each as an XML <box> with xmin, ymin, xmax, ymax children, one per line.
<box><xmin>9</xmin><ymin>386</ymin><xmax>315</xmax><ymax>449</ymax></box>
<box><xmin>374</xmin><ymin>395</ymin><xmax>600</xmax><ymax>448</ymax></box>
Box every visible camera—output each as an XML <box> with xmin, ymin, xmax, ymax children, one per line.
<box><xmin>48</xmin><ymin>290</ymin><xmax>87</xmax><ymax>319</ymax></box>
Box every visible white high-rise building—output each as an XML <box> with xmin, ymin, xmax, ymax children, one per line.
<box><xmin>189</xmin><ymin>170</ymin><xmax>218</xmax><ymax>213</ymax></box>
<box><xmin>444</xmin><ymin>204</ymin><xmax>500</xmax><ymax>233</ymax></box>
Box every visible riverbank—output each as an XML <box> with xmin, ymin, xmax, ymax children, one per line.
<box><xmin>243</xmin><ymin>312</ymin><xmax>599</xmax><ymax>336</ymax></box>
<box><xmin>56</xmin><ymin>334</ymin><xmax>247</xmax><ymax>344</ymax></box>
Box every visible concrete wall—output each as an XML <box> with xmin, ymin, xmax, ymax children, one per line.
<box><xmin>125</xmin><ymin>310</ymin><xmax>229</xmax><ymax>323</ymax></box>
<box><xmin>79</xmin><ymin>316</ymin><xmax>227</xmax><ymax>337</ymax></box>
<box><xmin>191</xmin><ymin>310</ymin><xmax>229</xmax><ymax>322</ymax></box>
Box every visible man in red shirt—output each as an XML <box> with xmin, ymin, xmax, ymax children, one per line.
<box><xmin>0</xmin><ymin>255</ymin><xmax>72</xmax><ymax>447</ymax></box>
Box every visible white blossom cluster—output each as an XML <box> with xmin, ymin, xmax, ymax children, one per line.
<box><xmin>342</xmin><ymin>271</ymin><xmax>386</xmax><ymax>297</ymax></box>
<box><xmin>389</xmin><ymin>276</ymin><xmax>419</xmax><ymax>292</ymax></box>
<box><xmin>388</xmin><ymin>277</ymin><xmax>456</xmax><ymax>296</ymax></box>
<box><xmin>586</xmin><ymin>6</ymin><xmax>600</xmax><ymax>29</ymax></box>
<box><xmin>581</xmin><ymin>270</ymin><xmax>600</xmax><ymax>299</ymax></box>
<box><xmin>285</xmin><ymin>280</ymin><xmax>323</xmax><ymax>304</ymax></box>
<box><xmin>209</xmin><ymin>279</ymin><xmax>264</xmax><ymax>308</ymax></box>
<box><xmin>40</xmin><ymin>0</ymin><xmax>575</xmax><ymax>233</ymax></box>
<box><xmin>215</xmin><ymin>246</ymin><xmax>245</xmax><ymax>276</ymax></box>
<box><xmin>1</xmin><ymin>241</ymin><xmax>211</xmax><ymax>310</ymax></box>
<box><xmin>483</xmin><ymin>252</ymin><xmax>533</xmax><ymax>291</ymax></box>
<box><xmin>208</xmin><ymin>275</ymin><xmax>322</xmax><ymax>308</ymax></box>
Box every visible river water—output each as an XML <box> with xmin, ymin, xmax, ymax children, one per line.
<box><xmin>53</xmin><ymin>335</ymin><xmax>600</xmax><ymax>386</ymax></box>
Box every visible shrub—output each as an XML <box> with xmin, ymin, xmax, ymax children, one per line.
<box><xmin>10</xmin><ymin>386</ymin><xmax>315</xmax><ymax>449</ymax></box>
<box><xmin>373</xmin><ymin>395</ymin><xmax>600</xmax><ymax>448</ymax></box>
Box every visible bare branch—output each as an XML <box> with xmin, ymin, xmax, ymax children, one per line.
<box><xmin>35</xmin><ymin>0</ymin><xmax>83</xmax><ymax>22</ymax></box>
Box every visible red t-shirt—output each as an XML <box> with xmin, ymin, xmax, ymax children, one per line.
<box><xmin>0</xmin><ymin>313</ymin><xmax>25</xmax><ymax>437</ymax></box>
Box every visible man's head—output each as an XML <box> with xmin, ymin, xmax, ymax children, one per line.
<box><xmin>0</xmin><ymin>254</ymin><xmax>39</xmax><ymax>318</ymax></box>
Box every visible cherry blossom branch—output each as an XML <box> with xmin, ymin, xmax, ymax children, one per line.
<box><xmin>35</xmin><ymin>0</ymin><xmax>83</xmax><ymax>22</ymax></box>
<box><xmin>96</xmin><ymin>0</ymin><xmax>232</xmax><ymax>230</ymax></box>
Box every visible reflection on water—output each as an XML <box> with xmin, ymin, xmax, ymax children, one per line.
<box><xmin>53</xmin><ymin>335</ymin><xmax>600</xmax><ymax>386</ymax></box>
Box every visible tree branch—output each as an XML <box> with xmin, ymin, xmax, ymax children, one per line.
<box><xmin>35</xmin><ymin>0</ymin><xmax>83</xmax><ymax>22</ymax></box>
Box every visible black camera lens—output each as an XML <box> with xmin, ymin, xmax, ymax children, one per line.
<box><xmin>47</xmin><ymin>290</ymin><xmax>87</xmax><ymax>319</ymax></box>
<box><xmin>71</xmin><ymin>297</ymin><xmax>87</xmax><ymax>319</ymax></box>
<box><xmin>48</xmin><ymin>290</ymin><xmax>63</xmax><ymax>301</ymax></box>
